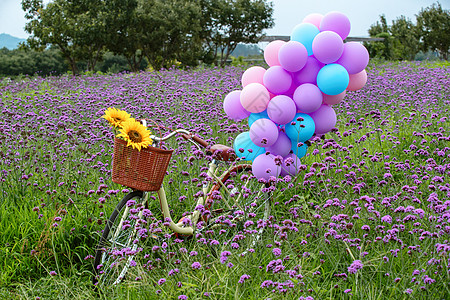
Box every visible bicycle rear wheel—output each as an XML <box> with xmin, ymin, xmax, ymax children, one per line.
<box><xmin>92</xmin><ymin>190</ymin><xmax>146</xmax><ymax>288</ymax></box>
<box><xmin>204</xmin><ymin>163</ymin><xmax>272</xmax><ymax>252</ymax></box>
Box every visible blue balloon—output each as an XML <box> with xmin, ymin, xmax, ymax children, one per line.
<box><xmin>285</xmin><ymin>113</ymin><xmax>315</xmax><ymax>142</ymax></box>
<box><xmin>290</xmin><ymin>23</ymin><xmax>320</xmax><ymax>56</ymax></box>
<box><xmin>233</xmin><ymin>132</ymin><xmax>266</xmax><ymax>161</ymax></box>
<box><xmin>317</xmin><ymin>64</ymin><xmax>349</xmax><ymax>95</ymax></box>
<box><xmin>291</xmin><ymin>142</ymin><xmax>308</xmax><ymax>159</ymax></box>
<box><xmin>248</xmin><ymin>110</ymin><xmax>269</xmax><ymax>127</ymax></box>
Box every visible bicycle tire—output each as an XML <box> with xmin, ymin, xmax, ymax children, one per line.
<box><xmin>204</xmin><ymin>164</ymin><xmax>272</xmax><ymax>253</ymax></box>
<box><xmin>92</xmin><ymin>190</ymin><xmax>145</xmax><ymax>288</ymax></box>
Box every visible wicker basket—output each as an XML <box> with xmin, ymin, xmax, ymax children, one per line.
<box><xmin>111</xmin><ymin>138</ymin><xmax>173</xmax><ymax>191</ymax></box>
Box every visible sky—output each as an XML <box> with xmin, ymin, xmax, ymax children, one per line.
<box><xmin>0</xmin><ymin>0</ymin><xmax>448</xmax><ymax>39</ymax></box>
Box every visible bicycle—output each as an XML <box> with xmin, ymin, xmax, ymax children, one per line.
<box><xmin>92</xmin><ymin>119</ymin><xmax>273</xmax><ymax>287</ymax></box>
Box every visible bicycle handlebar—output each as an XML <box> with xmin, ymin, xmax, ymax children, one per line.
<box><xmin>139</xmin><ymin>119</ymin><xmax>209</xmax><ymax>149</ymax></box>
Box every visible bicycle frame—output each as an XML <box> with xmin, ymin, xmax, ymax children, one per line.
<box><xmin>138</xmin><ymin>123</ymin><xmax>230</xmax><ymax>235</ymax></box>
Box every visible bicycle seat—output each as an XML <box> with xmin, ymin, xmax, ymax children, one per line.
<box><xmin>206</xmin><ymin>144</ymin><xmax>236</xmax><ymax>162</ymax></box>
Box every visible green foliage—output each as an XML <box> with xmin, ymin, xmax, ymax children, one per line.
<box><xmin>366</xmin><ymin>3</ymin><xmax>449</xmax><ymax>61</ymax></box>
<box><xmin>0</xmin><ymin>47</ymin><xmax>66</xmax><ymax>77</ymax></box>
<box><xmin>201</xmin><ymin>0</ymin><xmax>274</xmax><ymax>66</ymax></box>
<box><xmin>416</xmin><ymin>2</ymin><xmax>450</xmax><ymax>60</ymax></box>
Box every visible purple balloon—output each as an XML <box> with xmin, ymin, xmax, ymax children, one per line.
<box><xmin>312</xmin><ymin>31</ymin><xmax>344</xmax><ymax>64</ymax></box>
<box><xmin>320</xmin><ymin>11</ymin><xmax>351</xmax><ymax>40</ymax></box>
<box><xmin>293</xmin><ymin>56</ymin><xmax>323</xmax><ymax>85</ymax></box>
<box><xmin>309</xmin><ymin>105</ymin><xmax>337</xmax><ymax>134</ymax></box>
<box><xmin>263</xmin><ymin>66</ymin><xmax>293</xmax><ymax>95</ymax></box>
<box><xmin>265</xmin><ymin>132</ymin><xmax>291</xmax><ymax>157</ymax></box>
<box><xmin>267</xmin><ymin>95</ymin><xmax>297</xmax><ymax>125</ymax></box>
<box><xmin>249</xmin><ymin>118</ymin><xmax>279</xmax><ymax>147</ymax></box>
<box><xmin>336</xmin><ymin>42</ymin><xmax>369</xmax><ymax>74</ymax></box>
<box><xmin>293</xmin><ymin>83</ymin><xmax>323</xmax><ymax>113</ymax></box>
<box><xmin>280</xmin><ymin>153</ymin><xmax>302</xmax><ymax>176</ymax></box>
<box><xmin>223</xmin><ymin>90</ymin><xmax>251</xmax><ymax>121</ymax></box>
<box><xmin>278</xmin><ymin>41</ymin><xmax>308</xmax><ymax>72</ymax></box>
<box><xmin>252</xmin><ymin>153</ymin><xmax>281</xmax><ymax>180</ymax></box>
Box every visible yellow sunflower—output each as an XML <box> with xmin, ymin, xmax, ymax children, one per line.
<box><xmin>102</xmin><ymin>107</ymin><xmax>131</xmax><ymax>128</ymax></box>
<box><xmin>117</xmin><ymin>119</ymin><xmax>153</xmax><ymax>151</ymax></box>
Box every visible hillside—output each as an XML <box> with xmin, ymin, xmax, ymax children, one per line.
<box><xmin>0</xmin><ymin>33</ymin><xmax>26</xmax><ymax>50</ymax></box>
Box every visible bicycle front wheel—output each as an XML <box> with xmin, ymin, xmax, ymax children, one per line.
<box><xmin>204</xmin><ymin>164</ymin><xmax>272</xmax><ymax>252</ymax></box>
<box><xmin>92</xmin><ymin>190</ymin><xmax>146</xmax><ymax>288</ymax></box>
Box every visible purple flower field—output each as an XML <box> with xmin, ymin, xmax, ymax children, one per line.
<box><xmin>0</xmin><ymin>61</ymin><xmax>449</xmax><ymax>299</ymax></box>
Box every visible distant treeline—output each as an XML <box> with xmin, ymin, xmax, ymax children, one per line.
<box><xmin>1</xmin><ymin>1</ymin><xmax>448</xmax><ymax>77</ymax></box>
<box><xmin>365</xmin><ymin>3</ymin><xmax>449</xmax><ymax>61</ymax></box>
<box><xmin>0</xmin><ymin>44</ymin><xmax>262</xmax><ymax>77</ymax></box>
<box><xmin>19</xmin><ymin>0</ymin><xmax>274</xmax><ymax>75</ymax></box>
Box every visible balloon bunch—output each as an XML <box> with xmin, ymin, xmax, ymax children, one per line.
<box><xmin>223</xmin><ymin>11</ymin><xmax>369</xmax><ymax>180</ymax></box>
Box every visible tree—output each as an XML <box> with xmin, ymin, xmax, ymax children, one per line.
<box><xmin>366</xmin><ymin>15</ymin><xmax>393</xmax><ymax>60</ymax></box>
<box><xmin>416</xmin><ymin>2</ymin><xmax>450</xmax><ymax>60</ymax></box>
<box><xmin>201</xmin><ymin>0</ymin><xmax>274</xmax><ymax>66</ymax></box>
<box><xmin>390</xmin><ymin>16</ymin><xmax>420</xmax><ymax>60</ymax></box>
<box><xmin>22</xmin><ymin>0</ymin><xmax>107</xmax><ymax>73</ymax></box>
<box><xmin>138</xmin><ymin>0</ymin><xmax>203</xmax><ymax>70</ymax></box>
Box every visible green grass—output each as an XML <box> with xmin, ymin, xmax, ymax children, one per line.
<box><xmin>0</xmin><ymin>62</ymin><xmax>449</xmax><ymax>299</ymax></box>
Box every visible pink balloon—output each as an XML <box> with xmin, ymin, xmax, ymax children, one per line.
<box><xmin>278</xmin><ymin>41</ymin><xmax>308</xmax><ymax>72</ymax></box>
<box><xmin>267</xmin><ymin>95</ymin><xmax>297</xmax><ymax>125</ymax></box>
<box><xmin>265</xmin><ymin>132</ymin><xmax>292</xmax><ymax>157</ymax></box>
<box><xmin>302</xmin><ymin>13</ymin><xmax>324</xmax><ymax>29</ymax></box>
<box><xmin>309</xmin><ymin>105</ymin><xmax>337</xmax><ymax>135</ymax></box>
<box><xmin>264</xmin><ymin>40</ymin><xmax>285</xmax><ymax>67</ymax></box>
<box><xmin>240</xmin><ymin>83</ymin><xmax>270</xmax><ymax>113</ymax></box>
<box><xmin>322</xmin><ymin>90</ymin><xmax>346</xmax><ymax>105</ymax></box>
<box><xmin>223</xmin><ymin>90</ymin><xmax>251</xmax><ymax>121</ymax></box>
<box><xmin>263</xmin><ymin>66</ymin><xmax>293</xmax><ymax>95</ymax></box>
<box><xmin>293</xmin><ymin>56</ymin><xmax>323</xmax><ymax>85</ymax></box>
<box><xmin>320</xmin><ymin>11</ymin><xmax>351</xmax><ymax>40</ymax></box>
<box><xmin>293</xmin><ymin>83</ymin><xmax>323</xmax><ymax>113</ymax></box>
<box><xmin>347</xmin><ymin>69</ymin><xmax>367</xmax><ymax>91</ymax></box>
<box><xmin>312</xmin><ymin>31</ymin><xmax>344</xmax><ymax>64</ymax></box>
<box><xmin>280</xmin><ymin>153</ymin><xmax>302</xmax><ymax>176</ymax></box>
<box><xmin>252</xmin><ymin>153</ymin><xmax>281</xmax><ymax>180</ymax></box>
<box><xmin>241</xmin><ymin>66</ymin><xmax>266</xmax><ymax>87</ymax></box>
<box><xmin>249</xmin><ymin>118</ymin><xmax>279</xmax><ymax>147</ymax></box>
<box><xmin>336</xmin><ymin>42</ymin><xmax>369</xmax><ymax>74</ymax></box>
